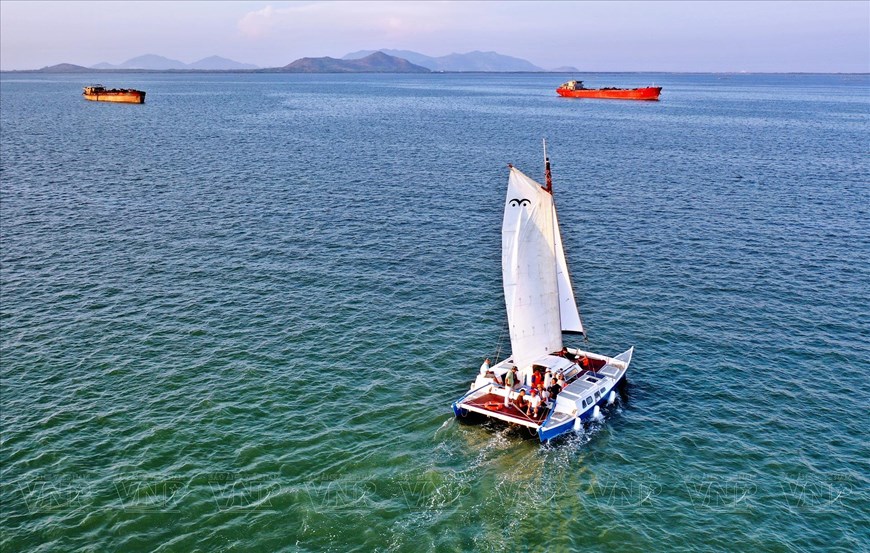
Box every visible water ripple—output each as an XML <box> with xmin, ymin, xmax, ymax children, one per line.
<box><xmin>2</xmin><ymin>72</ymin><xmax>868</xmax><ymax>552</ymax></box>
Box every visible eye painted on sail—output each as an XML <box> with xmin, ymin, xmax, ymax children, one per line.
<box><xmin>509</xmin><ymin>198</ymin><xmax>531</xmax><ymax>207</ymax></box>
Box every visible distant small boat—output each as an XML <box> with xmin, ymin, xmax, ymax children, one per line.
<box><xmin>557</xmin><ymin>80</ymin><xmax>661</xmax><ymax>101</ymax></box>
<box><xmin>82</xmin><ymin>85</ymin><xmax>145</xmax><ymax>104</ymax></box>
<box><xmin>452</xmin><ymin>141</ymin><xmax>633</xmax><ymax>443</ymax></box>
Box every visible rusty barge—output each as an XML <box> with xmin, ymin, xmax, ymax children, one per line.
<box><xmin>83</xmin><ymin>85</ymin><xmax>145</xmax><ymax>104</ymax></box>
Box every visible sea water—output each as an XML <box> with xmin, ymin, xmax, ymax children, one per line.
<box><xmin>1</xmin><ymin>72</ymin><xmax>868</xmax><ymax>552</ymax></box>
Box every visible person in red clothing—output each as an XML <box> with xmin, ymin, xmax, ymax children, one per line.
<box><xmin>531</xmin><ymin>369</ymin><xmax>542</xmax><ymax>389</ymax></box>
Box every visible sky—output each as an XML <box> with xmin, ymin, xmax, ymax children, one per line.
<box><xmin>1</xmin><ymin>0</ymin><xmax>868</xmax><ymax>72</ymax></box>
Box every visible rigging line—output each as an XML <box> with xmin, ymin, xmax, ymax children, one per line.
<box><xmin>497</xmin><ymin>392</ymin><xmax>550</xmax><ymax>425</ymax></box>
<box><xmin>494</xmin><ymin>318</ymin><xmax>508</xmax><ymax>363</ymax></box>
<box><xmin>505</xmin><ymin>404</ymin><xmax>544</xmax><ymax>425</ymax></box>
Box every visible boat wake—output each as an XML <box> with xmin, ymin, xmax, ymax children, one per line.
<box><xmin>435</xmin><ymin>417</ymin><xmax>452</xmax><ymax>435</ymax></box>
<box><xmin>541</xmin><ymin>393</ymin><xmax>627</xmax><ymax>450</ymax></box>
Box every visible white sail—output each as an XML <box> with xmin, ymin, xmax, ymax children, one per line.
<box><xmin>553</xmin><ymin>208</ymin><xmax>584</xmax><ymax>334</ymax></box>
<box><xmin>502</xmin><ymin>167</ymin><xmax>563</xmax><ymax>369</ymax></box>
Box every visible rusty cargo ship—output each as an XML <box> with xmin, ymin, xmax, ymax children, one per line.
<box><xmin>83</xmin><ymin>85</ymin><xmax>146</xmax><ymax>104</ymax></box>
<box><xmin>556</xmin><ymin>80</ymin><xmax>661</xmax><ymax>101</ymax></box>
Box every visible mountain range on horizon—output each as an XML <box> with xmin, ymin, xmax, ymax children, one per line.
<box><xmin>275</xmin><ymin>51</ymin><xmax>429</xmax><ymax>73</ymax></box>
<box><xmin>25</xmin><ymin>50</ymin><xmax>579</xmax><ymax>74</ymax></box>
<box><xmin>91</xmin><ymin>54</ymin><xmax>258</xmax><ymax>71</ymax></box>
<box><xmin>84</xmin><ymin>50</ymin><xmax>569</xmax><ymax>73</ymax></box>
<box><xmin>343</xmin><ymin>49</ymin><xmax>571</xmax><ymax>72</ymax></box>
<box><xmin>33</xmin><ymin>52</ymin><xmax>432</xmax><ymax>74</ymax></box>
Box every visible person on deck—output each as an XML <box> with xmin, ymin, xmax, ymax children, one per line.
<box><xmin>479</xmin><ymin>358</ymin><xmax>490</xmax><ymax>375</ymax></box>
<box><xmin>480</xmin><ymin>358</ymin><xmax>504</xmax><ymax>385</ymax></box>
<box><xmin>527</xmin><ymin>388</ymin><xmax>542</xmax><ymax>418</ymax></box>
<box><xmin>539</xmin><ymin>383</ymin><xmax>550</xmax><ymax>403</ymax></box>
<box><xmin>513</xmin><ymin>389</ymin><xmax>527</xmax><ymax>411</ymax></box>
<box><xmin>504</xmin><ymin>367</ymin><xmax>516</xmax><ymax>390</ymax></box>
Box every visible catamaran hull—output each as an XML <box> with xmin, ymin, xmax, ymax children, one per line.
<box><xmin>537</xmin><ymin>373</ymin><xmax>627</xmax><ymax>442</ymax></box>
<box><xmin>452</xmin><ymin>403</ymin><xmax>468</xmax><ymax>418</ymax></box>
<box><xmin>453</xmin><ymin>347</ymin><xmax>633</xmax><ymax>443</ymax></box>
<box><xmin>537</xmin><ymin>418</ymin><xmax>574</xmax><ymax>442</ymax></box>
<box><xmin>453</xmin><ymin>373</ymin><xmax>627</xmax><ymax>443</ymax></box>
<box><xmin>454</xmin><ymin>387</ymin><xmax>624</xmax><ymax>442</ymax></box>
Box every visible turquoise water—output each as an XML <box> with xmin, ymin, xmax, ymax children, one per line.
<box><xmin>1</xmin><ymin>72</ymin><xmax>868</xmax><ymax>552</ymax></box>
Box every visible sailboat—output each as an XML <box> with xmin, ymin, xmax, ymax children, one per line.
<box><xmin>452</xmin><ymin>144</ymin><xmax>633</xmax><ymax>443</ymax></box>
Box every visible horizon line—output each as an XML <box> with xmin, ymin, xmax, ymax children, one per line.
<box><xmin>3</xmin><ymin>68</ymin><xmax>869</xmax><ymax>76</ymax></box>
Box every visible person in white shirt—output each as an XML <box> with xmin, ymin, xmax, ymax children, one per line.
<box><xmin>527</xmin><ymin>388</ymin><xmax>542</xmax><ymax>418</ymax></box>
<box><xmin>539</xmin><ymin>383</ymin><xmax>551</xmax><ymax>404</ymax></box>
<box><xmin>479</xmin><ymin>358</ymin><xmax>490</xmax><ymax>375</ymax></box>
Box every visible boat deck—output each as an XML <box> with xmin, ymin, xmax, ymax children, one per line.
<box><xmin>464</xmin><ymin>392</ymin><xmax>549</xmax><ymax>424</ymax></box>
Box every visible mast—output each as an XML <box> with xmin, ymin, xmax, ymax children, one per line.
<box><xmin>543</xmin><ymin>138</ymin><xmax>553</xmax><ymax>194</ymax></box>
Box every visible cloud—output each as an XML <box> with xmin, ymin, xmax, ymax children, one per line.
<box><xmin>235</xmin><ymin>1</ymin><xmax>464</xmax><ymax>43</ymax></box>
<box><xmin>386</xmin><ymin>17</ymin><xmax>402</xmax><ymax>31</ymax></box>
<box><xmin>237</xmin><ymin>4</ymin><xmax>277</xmax><ymax>38</ymax></box>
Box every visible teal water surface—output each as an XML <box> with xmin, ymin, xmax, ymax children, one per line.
<box><xmin>1</xmin><ymin>72</ymin><xmax>868</xmax><ymax>552</ymax></box>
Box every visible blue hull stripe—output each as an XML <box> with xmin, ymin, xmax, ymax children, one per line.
<box><xmin>453</xmin><ymin>373</ymin><xmax>626</xmax><ymax>444</ymax></box>
<box><xmin>537</xmin><ymin>374</ymin><xmax>626</xmax><ymax>442</ymax></box>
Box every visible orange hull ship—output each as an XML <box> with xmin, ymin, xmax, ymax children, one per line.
<box><xmin>556</xmin><ymin>80</ymin><xmax>661</xmax><ymax>101</ymax></box>
<box><xmin>83</xmin><ymin>85</ymin><xmax>145</xmax><ymax>104</ymax></box>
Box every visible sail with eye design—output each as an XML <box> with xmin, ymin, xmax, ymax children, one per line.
<box><xmin>502</xmin><ymin>167</ymin><xmax>563</xmax><ymax>370</ymax></box>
